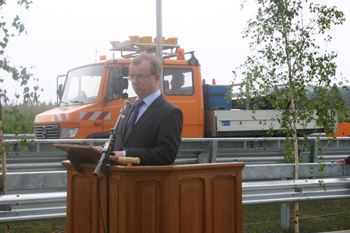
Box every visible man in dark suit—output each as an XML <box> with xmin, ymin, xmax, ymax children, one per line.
<box><xmin>103</xmin><ymin>53</ymin><xmax>183</xmax><ymax>165</ymax></box>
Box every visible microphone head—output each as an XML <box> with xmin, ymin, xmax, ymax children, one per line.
<box><xmin>123</xmin><ymin>100</ymin><xmax>132</xmax><ymax>110</ymax></box>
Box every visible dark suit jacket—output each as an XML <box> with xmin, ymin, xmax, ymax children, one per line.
<box><xmin>114</xmin><ymin>94</ymin><xmax>183</xmax><ymax>165</ymax></box>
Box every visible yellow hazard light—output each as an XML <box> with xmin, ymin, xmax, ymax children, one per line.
<box><xmin>100</xmin><ymin>55</ymin><xmax>107</xmax><ymax>61</ymax></box>
<box><xmin>110</xmin><ymin>41</ymin><xmax>120</xmax><ymax>48</ymax></box>
<box><xmin>129</xmin><ymin>35</ymin><xmax>140</xmax><ymax>43</ymax></box>
<box><xmin>168</xmin><ymin>37</ymin><xmax>178</xmax><ymax>45</ymax></box>
<box><xmin>177</xmin><ymin>48</ymin><xmax>185</xmax><ymax>60</ymax></box>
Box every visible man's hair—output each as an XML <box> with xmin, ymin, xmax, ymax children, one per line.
<box><xmin>131</xmin><ymin>53</ymin><xmax>162</xmax><ymax>74</ymax></box>
<box><xmin>173</xmin><ymin>72</ymin><xmax>184</xmax><ymax>81</ymax></box>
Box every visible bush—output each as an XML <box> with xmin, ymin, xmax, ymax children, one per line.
<box><xmin>1</xmin><ymin>102</ymin><xmax>55</xmax><ymax>134</ymax></box>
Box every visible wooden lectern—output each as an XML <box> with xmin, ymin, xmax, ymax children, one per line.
<box><xmin>62</xmin><ymin>160</ymin><xmax>245</xmax><ymax>233</ymax></box>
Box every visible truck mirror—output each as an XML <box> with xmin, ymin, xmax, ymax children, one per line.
<box><xmin>121</xmin><ymin>67</ymin><xmax>129</xmax><ymax>77</ymax></box>
<box><xmin>57</xmin><ymin>84</ymin><xmax>63</xmax><ymax>100</ymax></box>
<box><xmin>113</xmin><ymin>74</ymin><xmax>124</xmax><ymax>94</ymax></box>
<box><xmin>122</xmin><ymin>78</ymin><xmax>128</xmax><ymax>90</ymax></box>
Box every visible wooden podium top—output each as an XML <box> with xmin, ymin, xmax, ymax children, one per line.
<box><xmin>62</xmin><ymin>160</ymin><xmax>245</xmax><ymax>174</ymax></box>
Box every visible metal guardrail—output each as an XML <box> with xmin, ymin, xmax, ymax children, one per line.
<box><xmin>2</xmin><ymin>135</ymin><xmax>350</xmax><ymax>229</ymax></box>
<box><xmin>3</xmin><ymin>135</ymin><xmax>350</xmax><ymax>169</ymax></box>
<box><xmin>243</xmin><ymin>177</ymin><xmax>350</xmax><ymax>204</ymax></box>
<box><xmin>2</xmin><ymin>136</ymin><xmax>350</xmax><ymax>190</ymax></box>
<box><xmin>1</xmin><ymin>176</ymin><xmax>350</xmax><ymax>224</ymax></box>
<box><xmin>2</xmin><ymin>162</ymin><xmax>349</xmax><ymax>192</ymax></box>
<box><xmin>0</xmin><ymin>192</ymin><xmax>66</xmax><ymax>222</ymax></box>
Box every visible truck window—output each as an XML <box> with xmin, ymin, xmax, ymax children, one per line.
<box><xmin>60</xmin><ymin>64</ymin><xmax>104</xmax><ymax>106</ymax></box>
<box><xmin>105</xmin><ymin>67</ymin><xmax>121</xmax><ymax>101</ymax></box>
<box><xmin>163</xmin><ymin>69</ymin><xmax>194</xmax><ymax>95</ymax></box>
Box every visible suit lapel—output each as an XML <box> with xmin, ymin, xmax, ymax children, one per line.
<box><xmin>126</xmin><ymin>95</ymin><xmax>164</xmax><ymax>138</ymax></box>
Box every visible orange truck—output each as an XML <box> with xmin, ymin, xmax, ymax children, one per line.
<box><xmin>34</xmin><ymin>39</ymin><xmax>326</xmax><ymax>139</ymax></box>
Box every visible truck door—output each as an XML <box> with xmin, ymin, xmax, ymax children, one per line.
<box><xmin>101</xmin><ymin>66</ymin><xmax>122</xmax><ymax>134</ymax></box>
<box><xmin>163</xmin><ymin>67</ymin><xmax>204</xmax><ymax>138</ymax></box>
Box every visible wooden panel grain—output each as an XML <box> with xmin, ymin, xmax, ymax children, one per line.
<box><xmin>63</xmin><ymin>161</ymin><xmax>245</xmax><ymax>233</ymax></box>
<box><xmin>179</xmin><ymin>178</ymin><xmax>205</xmax><ymax>233</ymax></box>
<box><xmin>212</xmin><ymin>176</ymin><xmax>236</xmax><ymax>233</ymax></box>
<box><xmin>72</xmin><ymin>175</ymin><xmax>92</xmax><ymax>233</ymax></box>
<box><xmin>97</xmin><ymin>177</ymin><xmax>120</xmax><ymax>233</ymax></box>
<box><xmin>136</xmin><ymin>180</ymin><xmax>161</xmax><ymax>233</ymax></box>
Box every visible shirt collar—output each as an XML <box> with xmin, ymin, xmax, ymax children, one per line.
<box><xmin>136</xmin><ymin>89</ymin><xmax>161</xmax><ymax>107</ymax></box>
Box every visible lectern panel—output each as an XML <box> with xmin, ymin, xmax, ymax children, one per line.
<box><xmin>72</xmin><ymin>176</ymin><xmax>92</xmax><ymax>233</ymax></box>
<box><xmin>98</xmin><ymin>178</ymin><xmax>120</xmax><ymax>233</ymax></box>
<box><xmin>136</xmin><ymin>180</ymin><xmax>161</xmax><ymax>233</ymax></box>
<box><xmin>212</xmin><ymin>176</ymin><xmax>236</xmax><ymax>233</ymax></box>
<box><xmin>179</xmin><ymin>178</ymin><xmax>205</xmax><ymax>233</ymax></box>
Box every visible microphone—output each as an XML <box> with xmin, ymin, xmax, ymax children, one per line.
<box><xmin>120</xmin><ymin>100</ymin><xmax>132</xmax><ymax>116</ymax></box>
<box><xmin>123</xmin><ymin>99</ymin><xmax>132</xmax><ymax>110</ymax></box>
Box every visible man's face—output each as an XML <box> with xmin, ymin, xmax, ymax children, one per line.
<box><xmin>129</xmin><ymin>60</ymin><xmax>159</xmax><ymax>99</ymax></box>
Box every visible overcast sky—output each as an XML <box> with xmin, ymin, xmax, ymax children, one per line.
<box><xmin>2</xmin><ymin>0</ymin><xmax>349</xmax><ymax>103</ymax></box>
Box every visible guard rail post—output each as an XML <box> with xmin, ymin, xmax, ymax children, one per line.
<box><xmin>280</xmin><ymin>202</ymin><xmax>290</xmax><ymax>229</ymax></box>
<box><xmin>209</xmin><ymin>140</ymin><xmax>217</xmax><ymax>163</ymax></box>
<box><xmin>280</xmin><ymin>177</ymin><xmax>290</xmax><ymax>229</ymax></box>
<box><xmin>198</xmin><ymin>140</ymin><xmax>210</xmax><ymax>164</ymax></box>
<box><xmin>35</xmin><ymin>141</ymin><xmax>40</xmax><ymax>153</ymax></box>
<box><xmin>300</xmin><ymin>150</ymin><xmax>311</xmax><ymax>163</ymax></box>
<box><xmin>310</xmin><ymin>138</ymin><xmax>318</xmax><ymax>163</ymax></box>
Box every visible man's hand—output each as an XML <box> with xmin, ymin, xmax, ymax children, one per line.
<box><xmin>92</xmin><ymin>147</ymin><xmax>123</xmax><ymax>163</ymax></box>
<box><xmin>110</xmin><ymin>151</ymin><xmax>124</xmax><ymax>163</ymax></box>
<box><xmin>335</xmin><ymin>159</ymin><xmax>346</xmax><ymax>166</ymax></box>
<box><xmin>92</xmin><ymin>146</ymin><xmax>102</xmax><ymax>152</ymax></box>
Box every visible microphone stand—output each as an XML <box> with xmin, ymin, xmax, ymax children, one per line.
<box><xmin>94</xmin><ymin>109</ymin><xmax>123</xmax><ymax>233</ymax></box>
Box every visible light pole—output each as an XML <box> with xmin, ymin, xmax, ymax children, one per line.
<box><xmin>156</xmin><ymin>0</ymin><xmax>163</xmax><ymax>92</ymax></box>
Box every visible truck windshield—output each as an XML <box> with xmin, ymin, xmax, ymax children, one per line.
<box><xmin>60</xmin><ymin>64</ymin><xmax>104</xmax><ymax>106</ymax></box>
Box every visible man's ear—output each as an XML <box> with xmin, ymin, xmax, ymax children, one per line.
<box><xmin>154</xmin><ymin>73</ymin><xmax>160</xmax><ymax>82</ymax></box>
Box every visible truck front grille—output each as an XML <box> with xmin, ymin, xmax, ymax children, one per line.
<box><xmin>35</xmin><ymin>124</ymin><xmax>60</xmax><ymax>139</ymax></box>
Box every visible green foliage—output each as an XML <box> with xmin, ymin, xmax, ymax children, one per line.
<box><xmin>229</xmin><ymin>0</ymin><xmax>348</xmax><ymax>163</ymax></box>
<box><xmin>232</xmin><ymin>2</ymin><xmax>348</xmax><ymax>230</ymax></box>
<box><xmin>0</xmin><ymin>0</ymin><xmax>44</xmax><ymax>158</ymax></box>
<box><xmin>0</xmin><ymin>0</ymin><xmax>40</xmax><ymax>105</ymax></box>
<box><xmin>1</xmin><ymin>102</ymin><xmax>55</xmax><ymax>134</ymax></box>
<box><xmin>1</xmin><ymin>102</ymin><xmax>54</xmax><ymax>154</ymax></box>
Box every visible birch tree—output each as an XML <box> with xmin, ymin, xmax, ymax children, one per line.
<box><xmin>1</xmin><ymin>0</ymin><xmax>41</xmax><ymax>195</ymax></box>
<box><xmin>230</xmin><ymin>0</ymin><xmax>348</xmax><ymax>232</ymax></box>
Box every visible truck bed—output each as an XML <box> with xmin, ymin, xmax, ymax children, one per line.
<box><xmin>204</xmin><ymin>109</ymin><xmax>325</xmax><ymax>137</ymax></box>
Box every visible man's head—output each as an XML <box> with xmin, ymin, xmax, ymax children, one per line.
<box><xmin>172</xmin><ymin>72</ymin><xmax>185</xmax><ymax>88</ymax></box>
<box><xmin>129</xmin><ymin>54</ymin><xmax>161</xmax><ymax>99</ymax></box>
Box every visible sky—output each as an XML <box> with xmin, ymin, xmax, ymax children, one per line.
<box><xmin>1</xmin><ymin>0</ymin><xmax>350</xmax><ymax>103</ymax></box>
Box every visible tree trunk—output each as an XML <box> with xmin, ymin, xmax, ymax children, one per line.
<box><xmin>294</xmin><ymin>133</ymin><xmax>299</xmax><ymax>233</ymax></box>
<box><xmin>291</xmin><ymin>96</ymin><xmax>299</xmax><ymax>233</ymax></box>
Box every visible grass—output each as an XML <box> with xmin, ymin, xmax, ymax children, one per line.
<box><xmin>1</xmin><ymin>199</ymin><xmax>350</xmax><ymax>232</ymax></box>
<box><xmin>0</xmin><ymin>219</ymin><xmax>65</xmax><ymax>233</ymax></box>
<box><xmin>243</xmin><ymin>199</ymin><xmax>350</xmax><ymax>232</ymax></box>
